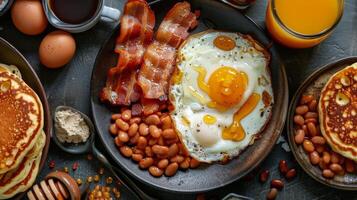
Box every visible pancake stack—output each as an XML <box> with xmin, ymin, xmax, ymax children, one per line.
<box><xmin>319</xmin><ymin>63</ymin><xmax>357</xmax><ymax>162</ymax></box>
<box><xmin>0</xmin><ymin>65</ymin><xmax>46</xmax><ymax>199</ymax></box>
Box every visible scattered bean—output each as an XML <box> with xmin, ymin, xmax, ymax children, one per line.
<box><xmin>270</xmin><ymin>179</ymin><xmax>284</xmax><ymax>190</ymax></box>
<box><xmin>285</xmin><ymin>169</ymin><xmax>297</xmax><ymax>180</ymax></box>
<box><xmin>279</xmin><ymin>160</ymin><xmax>288</xmax><ymax>174</ymax></box>
<box><xmin>266</xmin><ymin>188</ymin><xmax>278</xmax><ymax>200</ymax></box>
<box><xmin>259</xmin><ymin>170</ymin><xmax>269</xmax><ymax>183</ymax></box>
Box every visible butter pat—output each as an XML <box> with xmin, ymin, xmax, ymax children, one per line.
<box><xmin>55</xmin><ymin>109</ymin><xmax>90</xmax><ymax>143</ymax></box>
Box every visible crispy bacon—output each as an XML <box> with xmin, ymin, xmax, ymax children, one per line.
<box><xmin>138</xmin><ymin>2</ymin><xmax>198</xmax><ymax>100</ymax></box>
<box><xmin>100</xmin><ymin>0</ymin><xmax>155</xmax><ymax>105</ymax></box>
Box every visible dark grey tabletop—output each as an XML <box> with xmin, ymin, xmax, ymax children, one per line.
<box><xmin>1</xmin><ymin>0</ymin><xmax>357</xmax><ymax>199</ymax></box>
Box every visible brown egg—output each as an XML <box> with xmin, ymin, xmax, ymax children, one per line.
<box><xmin>39</xmin><ymin>30</ymin><xmax>76</xmax><ymax>68</ymax></box>
<box><xmin>11</xmin><ymin>0</ymin><xmax>48</xmax><ymax>35</ymax></box>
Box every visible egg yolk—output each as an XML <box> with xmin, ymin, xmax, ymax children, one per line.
<box><xmin>222</xmin><ymin>93</ymin><xmax>261</xmax><ymax>141</ymax></box>
<box><xmin>213</xmin><ymin>35</ymin><xmax>236</xmax><ymax>51</ymax></box>
<box><xmin>203</xmin><ymin>115</ymin><xmax>217</xmax><ymax>125</ymax></box>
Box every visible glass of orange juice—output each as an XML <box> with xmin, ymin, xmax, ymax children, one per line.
<box><xmin>266</xmin><ymin>0</ymin><xmax>344</xmax><ymax>48</ymax></box>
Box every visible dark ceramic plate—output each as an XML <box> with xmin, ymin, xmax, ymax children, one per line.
<box><xmin>90</xmin><ymin>0</ymin><xmax>288</xmax><ymax>193</ymax></box>
<box><xmin>287</xmin><ymin>57</ymin><xmax>357</xmax><ymax>190</ymax></box>
<box><xmin>0</xmin><ymin>37</ymin><xmax>52</xmax><ymax>199</ymax></box>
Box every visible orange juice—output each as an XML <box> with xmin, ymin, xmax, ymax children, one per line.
<box><xmin>266</xmin><ymin>0</ymin><xmax>344</xmax><ymax>48</ymax></box>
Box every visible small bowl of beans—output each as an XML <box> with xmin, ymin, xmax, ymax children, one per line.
<box><xmin>287</xmin><ymin>57</ymin><xmax>357</xmax><ymax>190</ymax></box>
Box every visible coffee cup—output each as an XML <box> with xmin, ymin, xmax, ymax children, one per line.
<box><xmin>42</xmin><ymin>0</ymin><xmax>121</xmax><ymax>33</ymax></box>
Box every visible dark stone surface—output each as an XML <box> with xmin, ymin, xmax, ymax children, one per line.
<box><xmin>0</xmin><ymin>0</ymin><xmax>356</xmax><ymax>199</ymax></box>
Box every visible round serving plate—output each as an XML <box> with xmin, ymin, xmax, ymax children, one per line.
<box><xmin>90</xmin><ymin>0</ymin><xmax>288</xmax><ymax>193</ymax></box>
<box><xmin>287</xmin><ymin>56</ymin><xmax>357</xmax><ymax>190</ymax></box>
<box><xmin>0</xmin><ymin>37</ymin><xmax>52</xmax><ymax>199</ymax></box>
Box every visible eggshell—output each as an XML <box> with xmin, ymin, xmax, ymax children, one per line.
<box><xmin>39</xmin><ymin>30</ymin><xmax>76</xmax><ymax>68</ymax></box>
<box><xmin>11</xmin><ymin>0</ymin><xmax>48</xmax><ymax>35</ymax></box>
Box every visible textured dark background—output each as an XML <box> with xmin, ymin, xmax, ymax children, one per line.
<box><xmin>1</xmin><ymin>0</ymin><xmax>357</xmax><ymax>199</ymax></box>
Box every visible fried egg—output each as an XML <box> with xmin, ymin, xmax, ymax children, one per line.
<box><xmin>169</xmin><ymin>30</ymin><xmax>274</xmax><ymax>163</ymax></box>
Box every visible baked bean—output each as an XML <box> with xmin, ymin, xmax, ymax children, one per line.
<box><xmin>302</xmin><ymin>125</ymin><xmax>308</xmax><ymax>134</ymax></box>
<box><xmin>149</xmin><ymin>125</ymin><xmax>162</xmax><ymax>138</ymax></box>
<box><xmin>308</xmin><ymin>100</ymin><xmax>317</xmax><ymax>111</ymax></box>
<box><xmin>145</xmin><ymin>114</ymin><xmax>161</xmax><ymax>125</ymax></box>
<box><xmin>165</xmin><ymin>138</ymin><xmax>179</xmax><ymax>146</ymax></box>
<box><xmin>304</xmin><ymin>112</ymin><xmax>318</xmax><ymax>119</ymax></box>
<box><xmin>309</xmin><ymin>151</ymin><xmax>320</xmax><ymax>165</ymax></box>
<box><xmin>295</xmin><ymin>105</ymin><xmax>309</xmax><ymax>115</ymax></box>
<box><xmin>128</xmin><ymin>123</ymin><xmax>139</xmax><ymax>137</ymax></box>
<box><xmin>120</xmin><ymin>107</ymin><xmax>128</xmax><ymax>113</ymax></box>
<box><xmin>259</xmin><ymin>170</ymin><xmax>270</xmax><ymax>183</ymax></box>
<box><xmin>114</xmin><ymin>136</ymin><xmax>123</xmax><ymax>147</ymax></box>
<box><xmin>180</xmin><ymin>158</ymin><xmax>190</xmax><ymax>170</ymax></box>
<box><xmin>294</xmin><ymin>129</ymin><xmax>305</xmax><ymax>144</ymax></box>
<box><xmin>118</xmin><ymin>131</ymin><xmax>129</xmax><ymax>143</ymax></box>
<box><xmin>170</xmin><ymin>155</ymin><xmax>184</xmax><ymax>163</ymax></box>
<box><xmin>285</xmin><ymin>168</ymin><xmax>297</xmax><ymax>180</ymax></box>
<box><xmin>331</xmin><ymin>152</ymin><xmax>340</xmax><ymax>164</ymax></box>
<box><xmin>129</xmin><ymin>133</ymin><xmax>139</xmax><ymax>144</ymax></box>
<box><xmin>330</xmin><ymin>163</ymin><xmax>343</xmax><ymax>173</ymax></box>
<box><xmin>137</xmin><ymin>136</ymin><xmax>147</xmax><ymax>150</ymax></box>
<box><xmin>152</xmin><ymin>145</ymin><xmax>169</xmax><ymax>157</ymax></box>
<box><xmin>315</xmin><ymin>145</ymin><xmax>325</xmax><ymax>154</ymax></box>
<box><xmin>293</xmin><ymin>115</ymin><xmax>304</xmax><ymax>126</ymax></box>
<box><xmin>311</xmin><ymin>136</ymin><xmax>326</xmax><ymax>145</ymax></box>
<box><xmin>111</xmin><ymin>114</ymin><xmax>121</xmax><ymax>121</ymax></box>
<box><xmin>157</xmin><ymin>159</ymin><xmax>169</xmax><ymax>169</ymax></box>
<box><xmin>138</xmin><ymin>123</ymin><xmax>149</xmax><ymax>136</ymax></box>
<box><xmin>270</xmin><ymin>179</ymin><xmax>284</xmax><ymax>190</ymax></box>
<box><xmin>322</xmin><ymin>169</ymin><xmax>334</xmax><ymax>178</ymax></box>
<box><xmin>168</xmin><ymin>143</ymin><xmax>179</xmax><ymax>158</ymax></box>
<box><xmin>132</xmin><ymin>154</ymin><xmax>143</xmax><ymax>162</ymax></box>
<box><xmin>158</xmin><ymin>136</ymin><xmax>165</xmax><ymax>146</ymax></box>
<box><xmin>165</xmin><ymin>162</ymin><xmax>179</xmax><ymax>177</ymax></box>
<box><xmin>139</xmin><ymin>158</ymin><xmax>154</xmax><ymax>169</ymax></box>
<box><xmin>109</xmin><ymin>124</ymin><xmax>118</xmax><ymax>135</ymax></box>
<box><xmin>307</xmin><ymin>122</ymin><xmax>317</xmax><ymax>136</ymax></box>
<box><xmin>345</xmin><ymin>159</ymin><xmax>355</xmax><ymax>173</ymax></box>
<box><xmin>339</xmin><ymin>157</ymin><xmax>345</xmax><ymax>165</ymax></box>
<box><xmin>279</xmin><ymin>160</ymin><xmax>288</xmax><ymax>174</ymax></box>
<box><xmin>303</xmin><ymin>140</ymin><xmax>315</xmax><ymax>152</ymax></box>
<box><xmin>122</xmin><ymin>110</ymin><xmax>132</xmax><ymax>121</ymax></box>
<box><xmin>161</xmin><ymin>116</ymin><xmax>172</xmax><ymax>130</ymax></box>
<box><xmin>129</xmin><ymin>117</ymin><xmax>141</xmax><ymax>125</ymax></box>
<box><xmin>162</xmin><ymin>129</ymin><xmax>177</xmax><ymax>140</ymax></box>
<box><xmin>149</xmin><ymin>166</ymin><xmax>163</xmax><ymax>177</ymax></box>
<box><xmin>133</xmin><ymin>148</ymin><xmax>144</xmax><ymax>155</ymax></box>
<box><xmin>115</xmin><ymin>118</ymin><xmax>129</xmax><ymax>131</ymax></box>
<box><xmin>300</xmin><ymin>95</ymin><xmax>314</xmax><ymax>105</ymax></box>
<box><xmin>119</xmin><ymin>146</ymin><xmax>133</xmax><ymax>158</ymax></box>
<box><xmin>148</xmin><ymin>138</ymin><xmax>157</xmax><ymax>146</ymax></box>
<box><xmin>179</xmin><ymin>144</ymin><xmax>190</xmax><ymax>157</ymax></box>
<box><xmin>322</xmin><ymin>152</ymin><xmax>331</xmax><ymax>164</ymax></box>
<box><xmin>190</xmin><ymin>158</ymin><xmax>200</xmax><ymax>168</ymax></box>
<box><xmin>319</xmin><ymin>160</ymin><xmax>329</xmax><ymax>170</ymax></box>
<box><xmin>305</xmin><ymin>118</ymin><xmax>317</xmax><ymax>124</ymax></box>
<box><xmin>266</xmin><ymin>188</ymin><xmax>278</xmax><ymax>200</ymax></box>
<box><xmin>145</xmin><ymin>146</ymin><xmax>153</xmax><ymax>157</ymax></box>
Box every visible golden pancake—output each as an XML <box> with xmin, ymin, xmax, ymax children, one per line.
<box><xmin>319</xmin><ymin>63</ymin><xmax>357</xmax><ymax>162</ymax></box>
<box><xmin>0</xmin><ymin>71</ymin><xmax>44</xmax><ymax>174</ymax></box>
<box><xmin>0</xmin><ymin>131</ymin><xmax>45</xmax><ymax>196</ymax></box>
<box><xmin>0</xmin><ymin>63</ymin><xmax>22</xmax><ymax>78</ymax></box>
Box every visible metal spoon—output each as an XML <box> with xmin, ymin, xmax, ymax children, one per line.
<box><xmin>53</xmin><ymin>106</ymin><xmax>156</xmax><ymax>200</ymax></box>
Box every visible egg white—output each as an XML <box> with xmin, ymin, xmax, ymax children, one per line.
<box><xmin>170</xmin><ymin>30</ymin><xmax>274</xmax><ymax>163</ymax></box>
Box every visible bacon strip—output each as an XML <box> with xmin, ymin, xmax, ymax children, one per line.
<box><xmin>138</xmin><ymin>2</ymin><xmax>198</xmax><ymax>100</ymax></box>
<box><xmin>100</xmin><ymin>0</ymin><xmax>155</xmax><ymax>105</ymax></box>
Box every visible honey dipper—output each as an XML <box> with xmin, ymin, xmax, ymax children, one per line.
<box><xmin>27</xmin><ymin>171</ymin><xmax>81</xmax><ymax>200</ymax></box>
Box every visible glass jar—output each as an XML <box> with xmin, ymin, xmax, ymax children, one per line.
<box><xmin>266</xmin><ymin>0</ymin><xmax>344</xmax><ymax>48</ymax></box>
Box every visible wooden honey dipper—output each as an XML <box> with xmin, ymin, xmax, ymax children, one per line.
<box><xmin>27</xmin><ymin>171</ymin><xmax>81</xmax><ymax>200</ymax></box>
